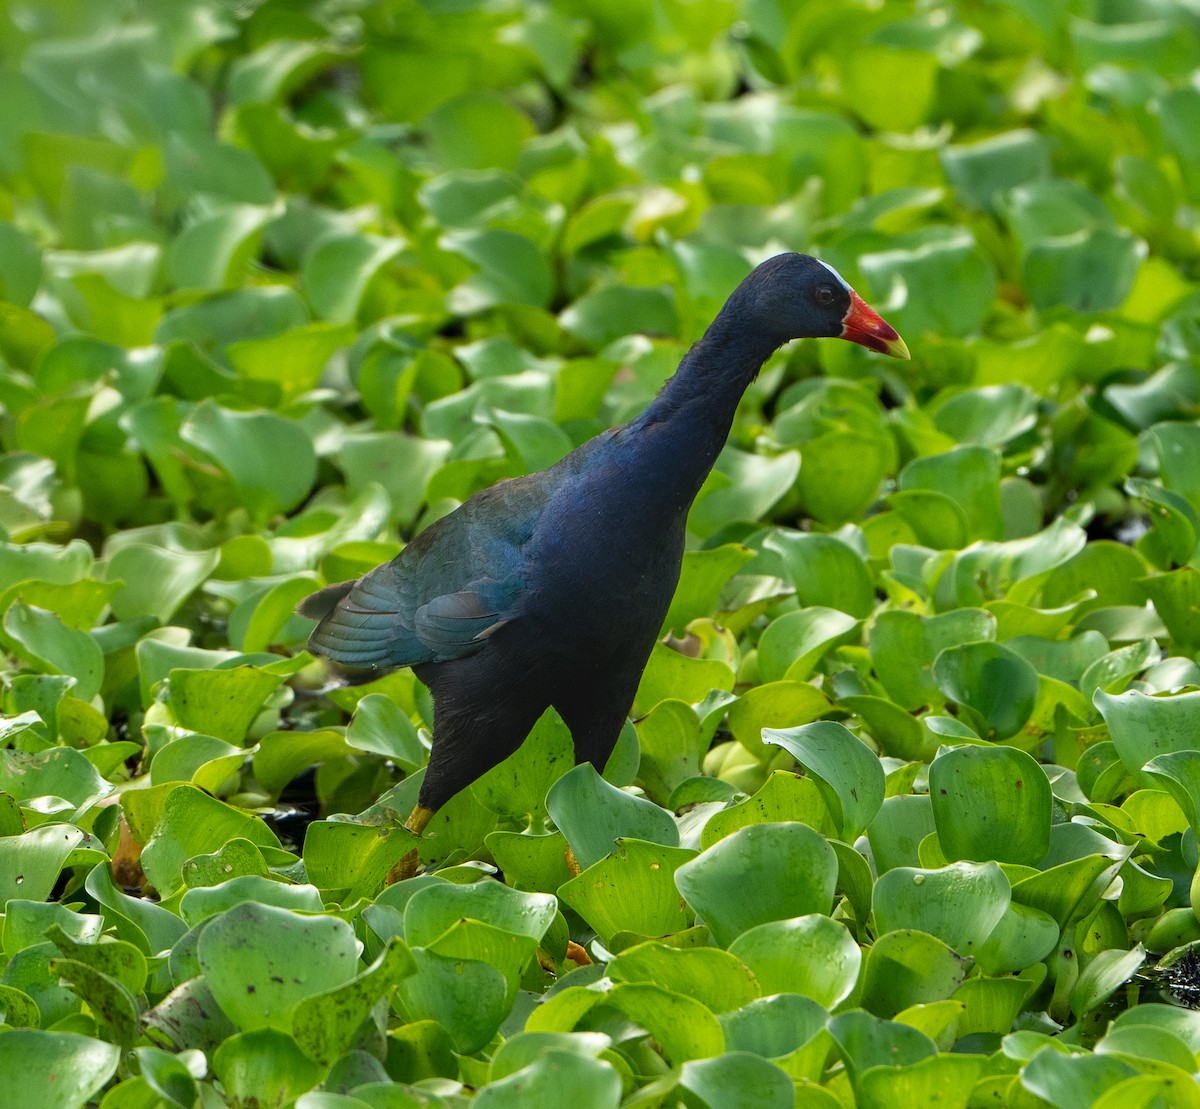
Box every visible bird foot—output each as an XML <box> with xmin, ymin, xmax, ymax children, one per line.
<box><xmin>536</xmin><ymin>939</ymin><xmax>593</xmax><ymax>975</ymax></box>
<box><xmin>386</xmin><ymin>846</ymin><xmax>421</xmax><ymax>885</ymax></box>
<box><xmin>384</xmin><ymin>805</ymin><xmax>438</xmax><ymax>885</ymax></box>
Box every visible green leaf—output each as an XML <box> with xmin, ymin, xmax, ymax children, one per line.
<box><xmin>0</xmin><ymin>825</ymin><xmax>86</xmax><ymax>904</ymax></box>
<box><xmin>1096</xmin><ymin>688</ymin><xmax>1200</xmax><ymax>785</ymax></box>
<box><xmin>932</xmin><ymin>640</ymin><xmax>1039</xmax><ymax>740</ymax></box>
<box><xmin>0</xmin><ymin>1031</ymin><xmax>118</xmax><ymax>1109</ymax></box>
<box><xmin>679</xmin><ymin>1052</ymin><xmax>795</xmax><ymax>1109</ymax></box>
<box><xmin>558</xmin><ymin>839</ymin><xmax>696</xmax><ymax>943</ymax></box>
<box><xmin>181</xmin><ymin>401</ymin><xmax>317</xmax><ymax>518</ymax></box>
<box><xmin>302</xmin><ymin>233</ymin><xmax>405</xmax><ymax>325</ymax></box>
<box><xmin>859</xmin><ymin>929</ymin><xmax>966</xmax><ymax>1018</ymax></box>
<box><xmin>728</xmin><ymin>915</ymin><xmax>860</xmax><ymax>1007</ymax></box>
<box><xmin>763</xmin><ymin>531</ymin><xmax>874</xmax><ymax>618</ymax></box>
<box><xmin>857</xmin><ymin>1053</ymin><xmax>986</xmax><ymax>1109</ymax></box>
<box><xmin>762</xmin><ymin>721</ymin><xmax>885</xmax><ymax>841</ymax></box>
<box><xmin>211</xmin><ymin>1028</ymin><xmax>324</xmax><ymax>1107</ymax></box>
<box><xmin>872</xmin><ymin>862</ymin><xmax>1010</xmax><ymax>955</ymax></box>
<box><xmin>675</xmin><ymin>822</ymin><xmax>837</xmax><ymax>947</ymax></box>
<box><xmin>397</xmin><ymin>948</ymin><xmax>509</xmax><ymax>1055</ymax></box>
<box><xmin>198</xmin><ymin>902</ymin><xmax>361</xmax><ymax>1032</ymax></box>
<box><xmin>106</xmin><ymin>544</ymin><xmax>220</xmax><ymax>623</ymax></box>
<box><xmin>1020</xmin><ymin>1046</ymin><xmax>1138</xmax><ymax>1109</ymax></box>
<box><xmin>929</xmin><ymin>745</ymin><xmax>1051</xmax><ymax>866</ymax></box>
<box><xmin>476</xmin><ymin>1049</ymin><xmax>622</xmax><ymax>1109</ymax></box>
<box><xmin>547</xmin><ymin>763</ymin><xmax>678</xmax><ymax>870</ymax></box>
<box><xmin>425</xmin><ymin>92</ymin><xmax>534</xmax><ymax>172</ymax></box>
<box><xmin>827</xmin><ymin>1010</ymin><xmax>936</xmax><ymax>1086</ymax></box>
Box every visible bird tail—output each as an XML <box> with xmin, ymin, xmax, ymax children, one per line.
<box><xmin>297</xmin><ymin>576</ymin><xmax>414</xmax><ymax>671</ymax></box>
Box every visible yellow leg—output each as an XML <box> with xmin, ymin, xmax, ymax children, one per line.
<box><xmin>386</xmin><ymin>805</ymin><xmax>438</xmax><ymax>885</ymax></box>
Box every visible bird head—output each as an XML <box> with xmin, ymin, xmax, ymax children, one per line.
<box><xmin>739</xmin><ymin>252</ymin><xmax>910</xmax><ymax>359</ymax></box>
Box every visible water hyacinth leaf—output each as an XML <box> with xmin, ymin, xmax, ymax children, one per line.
<box><xmin>756</xmin><ymin>607</ymin><xmax>858</xmax><ymax>684</ymax></box>
<box><xmin>1020</xmin><ymin>1046</ymin><xmax>1138</xmax><ymax>1109</ymax></box>
<box><xmin>826</xmin><ymin>1010</ymin><xmax>937</xmax><ymax>1086</ymax></box>
<box><xmin>46</xmin><ymin>926</ymin><xmax>147</xmax><ymax>995</ymax></box>
<box><xmin>678</xmin><ymin>1052</ymin><xmax>795</xmax><ymax>1109</ymax></box>
<box><xmin>973</xmin><ymin>902</ymin><xmax>1061</xmax><ymax>976</ymax></box>
<box><xmin>227</xmin><ymin>323</ymin><xmax>352</xmax><ymax>404</ymax></box>
<box><xmin>727</xmin><ymin>915</ymin><xmax>860</xmax><ymax>1007</ymax></box>
<box><xmin>663</xmin><ymin>545</ymin><xmax>756</xmax><ymax>634</ymax></box>
<box><xmin>872</xmin><ymin>862</ymin><xmax>1010</xmax><ymax>956</ymax></box>
<box><xmin>50</xmin><ymin>958</ymin><xmax>141</xmax><ymax>1048</ymax></box>
<box><xmin>0</xmin><ymin>746</ymin><xmax>112</xmax><ymax>809</ymax></box>
<box><xmin>302</xmin><ymin>234</ymin><xmax>406</xmax><ymax>324</ymax></box>
<box><xmin>1010</xmin><ymin>852</ymin><xmax>1128</xmax><ymax>929</ymax></box>
<box><xmin>474</xmin><ymin>707</ymin><xmax>574</xmax><ymax>821</ymax></box>
<box><xmin>475</xmin><ymin>1050</ymin><xmax>622</xmax><ymax>1109</ymax></box>
<box><xmin>253</xmin><ymin>728</ymin><xmax>351</xmax><ymax>796</ymax></box>
<box><xmin>690</xmin><ymin>450</ymin><xmax>801</xmax><ymax>539</ymax></box>
<box><xmin>396</xmin><ymin>949</ymin><xmax>507</xmax><ymax>1056</ymax></box>
<box><xmin>1137</xmin><ymin>568</ymin><xmax>1200</xmax><ymax>651</ymax></box>
<box><xmin>106</xmin><ymin>544</ymin><xmax>220</xmax><ymax>623</ymax></box>
<box><xmin>1096</xmin><ymin>688</ymin><xmax>1200</xmax><ymax>784</ymax></box>
<box><xmin>181</xmin><ymin>401</ymin><xmax>317</xmax><ymax>518</ymax></box>
<box><xmin>485</xmin><ymin>830</ymin><xmax>572</xmax><ymax>894</ymax></box>
<box><xmin>603</xmin><ymin>981</ymin><xmax>726</xmax><ymax>1064</ymax></box>
<box><xmin>301</xmin><ymin>821</ymin><xmax>416</xmax><ymax>902</ymax></box>
<box><xmin>3</xmin><ymin>603</ymin><xmax>104</xmax><ymax>702</ymax></box>
<box><xmin>558</xmin><ymin>839</ymin><xmax>696</xmax><ymax>943</ymax></box>
<box><xmin>559</xmin><ymin>285</ymin><xmax>678</xmax><ymax>351</ymax></box>
<box><xmin>699</xmin><ymin>771</ymin><xmax>834</xmax><ymax>847</ymax></box>
<box><xmin>869</xmin><ymin>608</ymin><xmax>995</xmax><ymax>711</ymax></box>
<box><xmin>929</xmin><ymin>745</ymin><xmax>1051</xmax><ymax>866</ymax></box>
<box><xmin>345</xmin><ymin>694</ymin><xmax>425</xmax><ymax>773</ymax></box>
<box><xmin>636</xmin><ymin>699</ymin><xmax>708</xmax><ymax>804</ymax></box>
<box><xmin>763</xmin><ymin>721</ymin><xmax>885</xmax><ymax>841</ymax></box>
<box><xmin>857</xmin><ymin>1053</ymin><xmax>986</xmax><ymax>1109</ymax></box>
<box><xmin>932</xmin><ymin>641</ymin><xmax>1039</xmax><ymax>740</ymax></box>
<box><xmin>165</xmin><ymin>666</ymin><xmax>284</xmax><ymax>743</ymax></box>
<box><xmin>1142</xmin><ymin>751</ymin><xmax>1200</xmax><ymax>838</ymax></box>
<box><xmin>859</xmin><ymin>929</ymin><xmax>966</xmax><ymax>1018</ymax></box>
<box><xmin>546</xmin><ymin>763</ymin><xmax>678</xmax><ymax>871</ymax></box>
<box><xmin>0</xmin><ymin>1030</ymin><xmax>119</xmax><ymax>1109</ymax></box>
<box><xmin>1092</xmin><ymin>1076</ymin><xmax>1200</xmax><ymax>1109</ymax></box>
<box><xmin>291</xmin><ymin>939</ymin><xmax>418</xmax><ymax>1066</ymax></box>
<box><xmin>198</xmin><ymin>902</ymin><xmax>361</xmax><ymax>1032</ymax></box>
<box><xmin>725</xmin><ymin>681</ymin><xmax>831</xmax><ymax>755</ymax></box>
<box><xmin>444</xmin><ymin>229</ymin><xmax>554</xmax><ymax>312</ymax></box>
<box><xmin>608</xmin><ymin>942</ymin><xmax>759</xmax><ymax>1014</ymax></box>
<box><xmin>794</xmin><ymin>431</ymin><xmax>890</xmax><ymax>525</ymax></box>
<box><xmin>633</xmin><ymin>641</ymin><xmax>736</xmax><ymax>718</ymax></box>
<box><xmin>211</xmin><ymin>1028</ymin><xmax>324</xmax><ymax>1108</ymax></box>
<box><xmin>762</xmin><ymin>531</ymin><xmax>874</xmax><ymax>618</ymax></box>
<box><xmin>898</xmin><ymin>445</ymin><xmax>1003</xmax><ymax>542</ymax></box>
<box><xmin>138</xmin><ymin>785</ymin><xmax>283</xmax><ymax>896</ymax></box>
<box><xmin>0</xmin><ymin>825</ymin><xmax>86</xmax><ymax>904</ymax></box>
<box><xmin>1094</xmin><ymin>1025</ymin><xmax>1196</xmax><ymax>1072</ymax></box>
<box><xmin>940</xmin><ymin>129</ymin><xmax>1051</xmax><ymax>212</ymax></box>
<box><xmin>867</xmin><ymin>795</ymin><xmax>936</xmax><ymax>874</ymax></box>
<box><xmin>404</xmin><ymin>880</ymin><xmax>557</xmax><ymax>946</ymax></box>
<box><xmin>718</xmin><ymin>993</ymin><xmax>829</xmax><ymax>1071</ymax></box>
<box><xmin>179</xmin><ymin>878</ymin><xmax>326</xmax><ymax>927</ymax></box>
<box><xmin>858</xmin><ymin>232</ymin><xmax>996</xmax><ymax>339</ymax></box>
<box><xmin>489</xmin><ymin>1030</ymin><xmax>612</xmax><ymax>1081</ymax></box>
<box><xmin>675</xmin><ymin>822</ymin><xmax>837</xmax><ymax>947</ymax></box>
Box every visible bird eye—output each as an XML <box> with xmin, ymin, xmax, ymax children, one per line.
<box><xmin>815</xmin><ymin>285</ymin><xmax>835</xmax><ymax>306</ymax></box>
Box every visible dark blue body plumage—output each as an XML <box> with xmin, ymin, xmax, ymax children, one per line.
<box><xmin>301</xmin><ymin>253</ymin><xmax>909</xmax><ymax>820</ymax></box>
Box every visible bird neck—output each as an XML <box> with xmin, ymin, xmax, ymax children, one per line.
<box><xmin>630</xmin><ymin>305</ymin><xmax>781</xmax><ymax>485</ymax></box>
